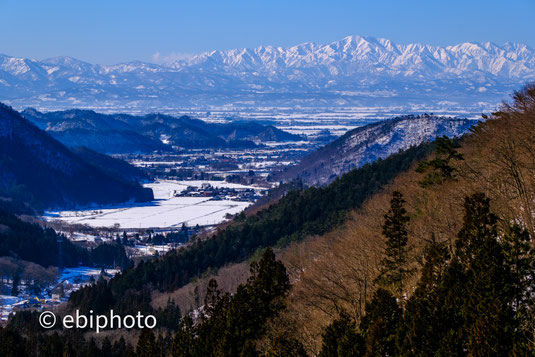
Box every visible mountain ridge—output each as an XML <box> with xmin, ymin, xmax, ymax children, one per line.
<box><xmin>1</xmin><ymin>35</ymin><xmax>534</xmax><ymax>110</ymax></box>
<box><xmin>273</xmin><ymin>114</ymin><xmax>475</xmax><ymax>186</ymax></box>
<box><xmin>0</xmin><ymin>103</ymin><xmax>154</xmax><ymax>209</ymax></box>
<box><xmin>21</xmin><ymin>108</ymin><xmax>302</xmax><ymax>153</ymax></box>
<box><xmin>171</xmin><ymin>35</ymin><xmax>535</xmax><ymax>78</ymax></box>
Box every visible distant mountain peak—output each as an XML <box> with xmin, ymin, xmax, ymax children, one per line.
<box><xmin>1</xmin><ymin>34</ymin><xmax>533</xmax><ymax>111</ymax></box>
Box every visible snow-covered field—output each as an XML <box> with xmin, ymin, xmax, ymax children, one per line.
<box><xmin>59</xmin><ymin>267</ymin><xmax>117</xmax><ymax>284</ymax></box>
<box><xmin>45</xmin><ymin>180</ymin><xmax>255</xmax><ymax>229</ymax></box>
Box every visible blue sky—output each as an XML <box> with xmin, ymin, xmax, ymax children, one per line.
<box><xmin>1</xmin><ymin>0</ymin><xmax>534</xmax><ymax>64</ymax></box>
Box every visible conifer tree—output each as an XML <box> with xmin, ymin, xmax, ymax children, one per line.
<box><xmin>501</xmin><ymin>224</ymin><xmax>534</xmax><ymax>313</ymax></box>
<box><xmin>86</xmin><ymin>338</ymin><xmax>99</xmax><ymax>357</ymax></box>
<box><xmin>463</xmin><ymin>237</ymin><xmax>515</xmax><ymax>356</ymax></box>
<box><xmin>318</xmin><ymin>311</ymin><xmax>363</xmax><ymax>357</ymax></box>
<box><xmin>400</xmin><ymin>239</ymin><xmax>450</xmax><ymax>356</ymax></box>
<box><xmin>101</xmin><ymin>337</ymin><xmax>112</xmax><ymax>357</ymax></box>
<box><xmin>156</xmin><ymin>297</ymin><xmax>181</xmax><ymax>330</ymax></box>
<box><xmin>501</xmin><ymin>224</ymin><xmax>535</xmax><ymax>350</ymax></box>
<box><xmin>156</xmin><ymin>333</ymin><xmax>173</xmax><ymax>357</ymax></box>
<box><xmin>265</xmin><ymin>331</ymin><xmax>308</xmax><ymax>357</ymax></box>
<box><xmin>136</xmin><ymin>329</ymin><xmax>157</xmax><ymax>357</ymax></box>
<box><xmin>171</xmin><ymin>315</ymin><xmax>195</xmax><ymax>357</ymax></box>
<box><xmin>437</xmin><ymin>193</ymin><xmax>517</xmax><ymax>355</ymax></box>
<box><xmin>376</xmin><ymin>191</ymin><xmax>413</xmax><ymax>297</ymax></box>
<box><xmin>416</xmin><ymin>136</ymin><xmax>464</xmax><ymax>188</ymax></box>
<box><xmin>455</xmin><ymin>192</ymin><xmax>498</xmax><ymax>266</ymax></box>
<box><xmin>112</xmin><ymin>336</ymin><xmax>127</xmax><ymax>357</ymax></box>
<box><xmin>170</xmin><ymin>248</ymin><xmax>290</xmax><ymax>357</ymax></box>
<box><xmin>11</xmin><ymin>272</ymin><xmax>20</xmax><ymax>296</ymax></box>
<box><xmin>359</xmin><ymin>288</ymin><xmax>401</xmax><ymax>357</ymax></box>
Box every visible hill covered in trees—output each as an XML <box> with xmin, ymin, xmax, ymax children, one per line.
<box><xmin>70</xmin><ymin>146</ymin><xmax>149</xmax><ymax>183</ymax></box>
<box><xmin>22</xmin><ymin>108</ymin><xmax>302</xmax><ymax>153</ymax></box>
<box><xmin>273</xmin><ymin>114</ymin><xmax>474</xmax><ymax>186</ymax></box>
<box><xmin>272</xmin><ymin>84</ymin><xmax>535</xmax><ymax>354</ymax></box>
<box><xmin>0</xmin><ymin>103</ymin><xmax>153</xmax><ymax>210</ymax></box>
<box><xmin>0</xmin><ymin>209</ymin><xmax>87</xmax><ymax>268</ymax></box>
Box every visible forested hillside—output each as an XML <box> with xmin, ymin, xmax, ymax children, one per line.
<box><xmin>0</xmin><ymin>209</ymin><xmax>130</xmax><ymax>270</ymax></box>
<box><xmin>273</xmin><ymin>84</ymin><xmax>535</xmax><ymax>354</ymax></box>
<box><xmin>274</xmin><ymin>114</ymin><xmax>474</xmax><ymax>186</ymax></box>
<box><xmin>70</xmin><ymin>146</ymin><xmax>149</xmax><ymax>183</ymax></box>
<box><xmin>0</xmin><ymin>103</ymin><xmax>153</xmax><ymax>210</ymax></box>
<box><xmin>22</xmin><ymin>109</ymin><xmax>302</xmax><ymax>153</ymax></box>
<box><xmin>68</xmin><ymin>140</ymin><xmax>433</xmax><ymax>315</ymax></box>
<box><xmin>0</xmin><ymin>209</ymin><xmax>87</xmax><ymax>268</ymax></box>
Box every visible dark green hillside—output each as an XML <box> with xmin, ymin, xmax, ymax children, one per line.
<box><xmin>0</xmin><ymin>209</ymin><xmax>88</xmax><ymax>267</ymax></box>
<box><xmin>0</xmin><ymin>103</ymin><xmax>153</xmax><ymax>209</ymax></box>
<box><xmin>71</xmin><ymin>146</ymin><xmax>149</xmax><ymax>183</ymax></box>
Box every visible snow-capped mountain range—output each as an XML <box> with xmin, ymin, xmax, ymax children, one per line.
<box><xmin>1</xmin><ymin>35</ymin><xmax>534</xmax><ymax>112</ymax></box>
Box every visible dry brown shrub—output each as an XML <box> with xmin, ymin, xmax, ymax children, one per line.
<box><xmin>151</xmin><ymin>261</ymin><xmax>250</xmax><ymax>313</ymax></box>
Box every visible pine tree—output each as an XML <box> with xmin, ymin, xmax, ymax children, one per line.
<box><xmin>359</xmin><ymin>289</ymin><xmax>401</xmax><ymax>357</ymax></box>
<box><xmin>86</xmin><ymin>338</ymin><xmax>100</xmax><ymax>357</ymax></box>
<box><xmin>437</xmin><ymin>193</ymin><xmax>518</xmax><ymax>355</ymax></box>
<box><xmin>400</xmin><ymin>239</ymin><xmax>450</xmax><ymax>356</ymax></box>
<box><xmin>460</xmin><ymin>204</ymin><xmax>515</xmax><ymax>356</ymax></box>
<box><xmin>455</xmin><ymin>192</ymin><xmax>498</xmax><ymax>266</ymax></box>
<box><xmin>501</xmin><ymin>224</ymin><xmax>534</xmax><ymax>314</ymax></box>
<box><xmin>501</xmin><ymin>224</ymin><xmax>535</xmax><ymax>351</ymax></box>
<box><xmin>171</xmin><ymin>315</ymin><xmax>195</xmax><ymax>357</ymax></box>
<box><xmin>155</xmin><ymin>333</ymin><xmax>173</xmax><ymax>357</ymax></box>
<box><xmin>136</xmin><ymin>329</ymin><xmax>157</xmax><ymax>357</ymax></box>
<box><xmin>204</xmin><ymin>278</ymin><xmax>222</xmax><ymax>317</ymax></box>
<box><xmin>265</xmin><ymin>331</ymin><xmax>308</xmax><ymax>357</ymax></box>
<box><xmin>375</xmin><ymin>191</ymin><xmax>414</xmax><ymax>297</ymax></box>
<box><xmin>101</xmin><ymin>337</ymin><xmax>112</xmax><ymax>357</ymax></box>
<box><xmin>220</xmin><ymin>248</ymin><xmax>290</xmax><ymax>356</ymax></box>
<box><xmin>112</xmin><ymin>337</ymin><xmax>126</xmax><ymax>357</ymax></box>
<box><xmin>158</xmin><ymin>297</ymin><xmax>181</xmax><ymax>330</ymax></box>
<box><xmin>11</xmin><ymin>272</ymin><xmax>20</xmax><ymax>296</ymax></box>
<box><xmin>416</xmin><ymin>136</ymin><xmax>464</xmax><ymax>188</ymax></box>
<box><xmin>171</xmin><ymin>248</ymin><xmax>290</xmax><ymax>357</ymax></box>
<box><xmin>318</xmin><ymin>311</ymin><xmax>363</xmax><ymax>357</ymax></box>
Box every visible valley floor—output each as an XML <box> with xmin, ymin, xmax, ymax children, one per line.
<box><xmin>44</xmin><ymin>180</ymin><xmax>261</xmax><ymax>229</ymax></box>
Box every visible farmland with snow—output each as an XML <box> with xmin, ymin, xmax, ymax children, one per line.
<box><xmin>44</xmin><ymin>180</ymin><xmax>258</xmax><ymax>229</ymax></box>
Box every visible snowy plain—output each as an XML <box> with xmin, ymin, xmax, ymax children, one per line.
<box><xmin>45</xmin><ymin>180</ymin><xmax>255</xmax><ymax>229</ymax></box>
